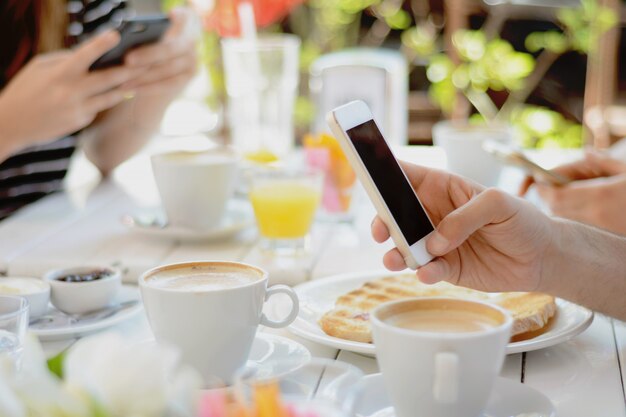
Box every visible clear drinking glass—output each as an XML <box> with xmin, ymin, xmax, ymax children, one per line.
<box><xmin>0</xmin><ymin>295</ymin><xmax>29</xmax><ymax>368</ymax></box>
<box><xmin>249</xmin><ymin>169</ymin><xmax>322</xmax><ymax>255</ymax></box>
<box><xmin>221</xmin><ymin>34</ymin><xmax>301</xmax><ymax>160</ymax></box>
<box><xmin>234</xmin><ymin>358</ymin><xmax>364</xmax><ymax>417</ymax></box>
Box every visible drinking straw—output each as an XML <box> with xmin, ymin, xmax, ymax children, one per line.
<box><xmin>237</xmin><ymin>2</ymin><xmax>257</xmax><ymax>42</ymax></box>
<box><xmin>236</xmin><ymin>2</ymin><xmax>265</xmax><ymax>154</ymax></box>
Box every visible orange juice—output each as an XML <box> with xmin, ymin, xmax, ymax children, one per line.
<box><xmin>250</xmin><ymin>182</ymin><xmax>321</xmax><ymax>239</ymax></box>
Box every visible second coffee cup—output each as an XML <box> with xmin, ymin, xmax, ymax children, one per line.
<box><xmin>371</xmin><ymin>297</ymin><xmax>513</xmax><ymax>417</ymax></box>
<box><xmin>139</xmin><ymin>261</ymin><xmax>299</xmax><ymax>384</ymax></box>
<box><xmin>151</xmin><ymin>149</ymin><xmax>239</xmax><ymax>230</ymax></box>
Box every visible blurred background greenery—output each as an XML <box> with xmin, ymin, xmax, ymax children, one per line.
<box><xmin>161</xmin><ymin>0</ymin><xmax>624</xmax><ymax>149</ymax></box>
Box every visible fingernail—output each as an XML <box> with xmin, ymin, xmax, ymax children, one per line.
<box><xmin>429</xmin><ymin>232</ymin><xmax>450</xmax><ymax>254</ymax></box>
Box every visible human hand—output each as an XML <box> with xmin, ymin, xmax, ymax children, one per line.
<box><xmin>371</xmin><ymin>163</ymin><xmax>556</xmax><ymax>293</ymax></box>
<box><xmin>0</xmin><ymin>30</ymin><xmax>139</xmax><ymax>151</ymax></box>
<box><xmin>122</xmin><ymin>8</ymin><xmax>197</xmax><ymax>96</ymax></box>
<box><xmin>518</xmin><ymin>151</ymin><xmax>626</xmax><ymax>196</ymax></box>
<box><xmin>535</xmin><ymin>173</ymin><xmax>626</xmax><ymax>235</ymax></box>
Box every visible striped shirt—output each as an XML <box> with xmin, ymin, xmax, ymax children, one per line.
<box><xmin>0</xmin><ymin>0</ymin><xmax>128</xmax><ymax>220</ymax></box>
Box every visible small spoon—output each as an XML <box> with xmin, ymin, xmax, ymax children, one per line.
<box><xmin>30</xmin><ymin>300</ymin><xmax>139</xmax><ymax>328</ymax></box>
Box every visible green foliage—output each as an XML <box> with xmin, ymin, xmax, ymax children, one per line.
<box><xmin>47</xmin><ymin>350</ymin><xmax>66</xmax><ymax>379</ymax></box>
<box><xmin>511</xmin><ymin>105</ymin><xmax>583</xmax><ymax>149</ymax></box>
<box><xmin>425</xmin><ymin>31</ymin><xmax>534</xmax><ymax>114</ymax></box>
<box><xmin>161</xmin><ymin>0</ymin><xmax>185</xmax><ymax>12</ymax></box>
<box><xmin>526</xmin><ymin>0</ymin><xmax>618</xmax><ymax>54</ymax></box>
<box><xmin>401</xmin><ymin>25</ymin><xmax>438</xmax><ymax>58</ymax></box>
<box><xmin>378</xmin><ymin>5</ymin><xmax>411</xmax><ymax>30</ymax></box>
<box><xmin>294</xmin><ymin>96</ymin><xmax>316</xmax><ymax>128</ymax></box>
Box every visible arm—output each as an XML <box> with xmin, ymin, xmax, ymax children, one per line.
<box><xmin>81</xmin><ymin>8</ymin><xmax>197</xmax><ymax>175</ymax></box>
<box><xmin>0</xmin><ymin>32</ymin><xmax>138</xmax><ymax>162</ymax></box>
<box><xmin>371</xmin><ymin>162</ymin><xmax>626</xmax><ymax>321</ymax></box>
<box><xmin>541</xmin><ymin>219</ymin><xmax>626</xmax><ymax>320</ymax></box>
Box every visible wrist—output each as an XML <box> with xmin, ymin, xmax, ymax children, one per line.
<box><xmin>537</xmin><ymin>218</ymin><xmax>569</xmax><ymax>295</ymax></box>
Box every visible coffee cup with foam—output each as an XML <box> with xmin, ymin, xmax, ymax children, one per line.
<box><xmin>371</xmin><ymin>297</ymin><xmax>513</xmax><ymax>417</ymax></box>
<box><xmin>139</xmin><ymin>261</ymin><xmax>299</xmax><ymax>385</ymax></box>
<box><xmin>150</xmin><ymin>149</ymin><xmax>239</xmax><ymax>230</ymax></box>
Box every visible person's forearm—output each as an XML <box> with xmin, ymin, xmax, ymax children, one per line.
<box><xmin>82</xmin><ymin>92</ymin><xmax>175</xmax><ymax>175</ymax></box>
<box><xmin>541</xmin><ymin>218</ymin><xmax>626</xmax><ymax>320</ymax></box>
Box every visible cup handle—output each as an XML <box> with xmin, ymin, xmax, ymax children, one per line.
<box><xmin>260</xmin><ymin>285</ymin><xmax>299</xmax><ymax>329</ymax></box>
<box><xmin>433</xmin><ymin>352</ymin><xmax>459</xmax><ymax>404</ymax></box>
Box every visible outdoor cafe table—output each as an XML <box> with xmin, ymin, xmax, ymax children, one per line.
<box><xmin>0</xmin><ymin>143</ymin><xmax>624</xmax><ymax>417</ymax></box>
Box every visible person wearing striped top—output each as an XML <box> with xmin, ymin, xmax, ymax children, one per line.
<box><xmin>0</xmin><ymin>0</ymin><xmax>197</xmax><ymax>220</ymax></box>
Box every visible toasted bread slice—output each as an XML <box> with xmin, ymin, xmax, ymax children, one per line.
<box><xmin>319</xmin><ymin>274</ymin><xmax>556</xmax><ymax>343</ymax></box>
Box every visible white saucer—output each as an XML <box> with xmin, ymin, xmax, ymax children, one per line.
<box><xmin>355</xmin><ymin>373</ymin><xmax>556</xmax><ymax>417</ymax></box>
<box><xmin>245</xmin><ymin>332</ymin><xmax>312</xmax><ymax>378</ymax></box>
<box><xmin>30</xmin><ymin>285</ymin><xmax>142</xmax><ymax>342</ymax></box>
<box><xmin>121</xmin><ymin>204</ymin><xmax>253</xmax><ymax>243</ymax></box>
<box><xmin>141</xmin><ymin>332</ymin><xmax>311</xmax><ymax>384</ymax></box>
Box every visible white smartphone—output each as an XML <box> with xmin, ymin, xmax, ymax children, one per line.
<box><xmin>327</xmin><ymin>100</ymin><xmax>435</xmax><ymax>269</ymax></box>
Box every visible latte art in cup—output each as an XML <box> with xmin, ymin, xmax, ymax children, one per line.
<box><xmin>146</xmin><ymin>266</ymin><xmax>262</xmax><ymax>291</ymax></box>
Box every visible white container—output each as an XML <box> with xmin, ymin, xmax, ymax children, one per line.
<box><xmin>310</xmin><ymin>48</ymin><xmax>408</xmax><ymax>146</ymax></box>
<box><xmin>432</xmin><ymin>121</ymin><xmax>513</xmax><ymax>187</ymax></box>
<box><xmin>44</xmin><ymin>266</ymin><xmax>121</xmax><ymax>314</ymax></box>
<box><xmin>0</xmin><ymin>277</ymin><xmax>50</xmax><ymax>318</ymax></box>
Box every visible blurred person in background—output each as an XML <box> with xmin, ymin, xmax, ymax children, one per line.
<box><xmin>0</xmin><ymin>0</ymin><xmax>197</xmax><ymax>220</ymax></box>
<box><xmin>520</xmin><ymin>139</ymin><xmax>626</xmax><ymax>235</ymax></box>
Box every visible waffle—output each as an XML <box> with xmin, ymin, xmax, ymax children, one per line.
<box><xmin>319</xmin><ymin>274</ymin><xmax>556</xmax><ymax>343</ymax></box>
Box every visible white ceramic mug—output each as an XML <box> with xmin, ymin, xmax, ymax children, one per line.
<box><xmin>432</xmin><ymin>121</ymin><xmax>512</xmax><ymax>187</ymax></box>
<box><xmin>371</xmin><ymin>297</ymin><xmax>513</xmax><ymax>417</ymax></box>
<box><xmin>150</xmin><ymin>149</ymin><xmax>239</xmax><ymax>230</ymax></box>
<box><xmin>139</xmin><ymin>261</ymin><xmax>299</xmax><ymax>384</ymax></box>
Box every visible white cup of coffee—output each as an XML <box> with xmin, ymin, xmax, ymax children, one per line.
<box><xmin>371</xmin><ymin>297</ymin><xmax>513</xmax><ymax>417</ymax></box>
<box><xmin>151</xmin><ymin>149</ymin><xmax>239</xmax><ymax>230</ymax></box>
<box><xmin>139</xmin><ymin>261</ymin><xmax>299</xmax><ymax>384</ymax></box>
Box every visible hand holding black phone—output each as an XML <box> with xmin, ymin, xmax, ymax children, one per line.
<box><xmin>89</xmin><ymin>15</ymin><xmax>170</xmax><ymax>71</ymax></box>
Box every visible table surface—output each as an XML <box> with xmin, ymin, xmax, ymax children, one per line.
<box><xmin>0</xmin><ymin>143</ymin><xmax>624</xmax><ymax>417</ymax></box>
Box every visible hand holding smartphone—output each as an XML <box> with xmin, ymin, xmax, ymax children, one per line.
<box><xmin>89</xmin><ymin>15</ymin><xmax>170</xmax><ymax>71</ymax></box>
<box><xmin>327</xmin><ymin>100</ymin><xmax>435</xmax><ymax>269</ymax></box>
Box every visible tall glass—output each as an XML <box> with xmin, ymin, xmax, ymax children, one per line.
<box><xmin>0</xmin><ymin>295</ymin><xmax>29</xmax><ymax>368</ymax></box>
<box><xmin>221</xmin><ymin>34</ymin><xmax>301</xmax><ymax>160</ymax></box>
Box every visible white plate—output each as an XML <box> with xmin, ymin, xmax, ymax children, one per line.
<box><xmin>355</xmin><ymin>373</ymin><xmax>556</xmax><ymax>417</ymax></box>
<box><xmin>277</xmin><ymin>271</ymin><xmax>594</xmax><ymax>356</ymax></box>
<box><xmin>122</xmin><ymin>204</ymin><xmax>253</xmax><ymax>243</ymax></box>
<box><xmin>31</xmin><ymin>285</ymin><xmax>142</xmax><ymax>341</ymax></box>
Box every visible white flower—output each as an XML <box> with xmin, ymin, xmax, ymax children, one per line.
<box><xmin>64</xmin><ymin>333</ymin><xmax>202</xmax><ymax>417</ymax></box>
<box><xmin>0</xmin><ymin>334</ymin><xmax>90</xmax><ymax>417</ymax></box>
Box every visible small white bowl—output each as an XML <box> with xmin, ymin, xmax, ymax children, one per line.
<box><xmin>0</xmin><ymin>277</ymin><xmax>50</xmax><ymax>318</ymax></box>
<box><xmin>44</xmin><ymin>266</ymin><xmax>122</xmax><ymax>314</ymax></box>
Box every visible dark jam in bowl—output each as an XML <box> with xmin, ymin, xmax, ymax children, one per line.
<box><xmin>56</xmin><ymin>269</ymin><xmax>114</xmax><ymax>283</ymax></box>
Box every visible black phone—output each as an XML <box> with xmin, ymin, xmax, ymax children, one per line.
<box><xmin>89</xmin><ymin>15</ymin><xmax>171</xmax><ymax>71</ymax></box>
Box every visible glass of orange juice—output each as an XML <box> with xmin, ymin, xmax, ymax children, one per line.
<box><xmin>249</xmin><ymin>170</ymin><xmax>322</xmax><ymax>254</ymax></box>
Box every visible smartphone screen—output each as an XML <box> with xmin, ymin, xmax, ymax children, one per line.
<box><xmin>346</xmin><ymin>120</ymin><xmax>433</xmax><ymax>245</ymax></box>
